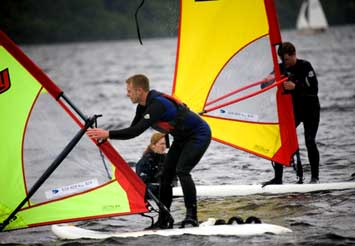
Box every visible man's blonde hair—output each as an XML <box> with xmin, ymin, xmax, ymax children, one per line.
<box><xmin>126</xmin><ymin>74</ymin><xmax>150</xmax><ymax>92</ymax></box>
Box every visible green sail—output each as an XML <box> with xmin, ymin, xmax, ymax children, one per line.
<box><xmin>0</xmin><ymin>31</ymin><xmax>148</xmax><ymax>231</ymax></box>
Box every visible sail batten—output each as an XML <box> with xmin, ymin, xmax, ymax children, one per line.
<box><xmin>205</xmin><ymin>78</ymin><xmax>274</xmax><ymax>107</ymax></box>
<box><xmin>173</xmin><ymin>0</ymin><xmax>298</xmax><ymax>165</ymax></box>
<box><xmin>203</xmin><ymin>77</ymin><xmax>287</xmax><ymax>115</ymax></box>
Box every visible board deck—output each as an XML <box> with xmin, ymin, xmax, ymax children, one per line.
<box><xmin>51</xmin><ymin>219</ymin><xmax>292</xmax><ymax>239</ymax></box>
<box><xmin>172</xmin><ymin>182</ymin><xmax>355</xmax><ymax>197</ymax></box>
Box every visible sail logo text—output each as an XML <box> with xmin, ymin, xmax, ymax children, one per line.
<box><xmin>102</xmin><ymin>204</ymin><xmax>121</xmax><ymax>212</ymax></box>
<box><xmin>219</xmin><ymin>109</ymin><xmax>259</xmax><ymax>122</ymax></box>
<box><xmin>45</xmin><ymin>179</ymin><xmax>99</xmax><ymax>199</ymax></box>
<box><xmin>254</xmin><ymin>144</ymin><xmax>270</xmax><ymax>154</ymax></box>
<box><xmin>0</xmin><ymin>68</ymin><xmax>11</xmax><ymax>94</ymax></box>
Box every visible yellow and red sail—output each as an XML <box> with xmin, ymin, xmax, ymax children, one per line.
<box><xmin>173</xmin><ymin>0</ymin><xmax>298</xmax><ymax>165</ymax></box>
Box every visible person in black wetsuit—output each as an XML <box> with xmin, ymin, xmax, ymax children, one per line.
<box><xmin>263</xmin><ymin>42</ymin><xmax>321</xmax><ymax>185</ymax></box>
<box><xmin>136</xmin><ymin>132</ymin><xmax>167</xmax><ymax>197</ymax></box>
<box><xmin>87</xmin><ymin>74</ymin><xmax>211</xmax><ymax>229</ymax></box>
<box><xmin>136</xmin><ymin>132</ymin><xmax>177</xmax><ymax>197</ymax></box>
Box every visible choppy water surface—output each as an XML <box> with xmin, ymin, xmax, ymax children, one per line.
<box><xmin>1</xmin><ymin>25</ymin><xmax>355</xmax><ymax>245</ymax></box>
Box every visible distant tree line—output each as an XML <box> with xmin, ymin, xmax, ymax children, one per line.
<box><xmin>0</xmin><ymin>0</ymin><xmax>354</xmax><ymax>44</ymax></box>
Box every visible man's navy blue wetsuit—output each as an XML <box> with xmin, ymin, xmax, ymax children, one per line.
<box><xmin>109</xmin><ymin>90</ymin><xmax>211</xmax><ymax>224</ymax></box>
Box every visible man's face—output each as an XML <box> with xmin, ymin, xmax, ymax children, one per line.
<box><xmin>283</xmin><ymin>53</ymin><xmax>297</xmax><ymax>68</ymax></box>
<box><xmin>126</xmin><ymin>82</ymin><xmax>140</xmax><ymax>104</ymax></box>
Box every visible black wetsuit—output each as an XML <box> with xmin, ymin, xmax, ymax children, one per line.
<box><xmin>275</xmin><ymin>59</ymin><xmax>320</xmax><ymax>181</ymax></box>
<box><xmin>109</xmin><ymin>90</ymin><xmax>211</xmax><ymax>218</ymax></box>
<box><xmin>136</xmin><ymin>151</ymin><xmax>166</xmax><ymax>197</ymax></box>
<box><xmin>136</xmin><ymin>151</ymin><xmax>178</xmax><ymax>197</ymax></box>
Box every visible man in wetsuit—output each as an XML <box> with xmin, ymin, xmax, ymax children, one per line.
<box><xmin>263</xmin><ymin>42</ymin><xmax>321</xmax><ymax>185</ymax></box>
<box><xmin>87</xmin><ymin>74</ymin><xmax>211</xmax><ymax>229</ymax></box>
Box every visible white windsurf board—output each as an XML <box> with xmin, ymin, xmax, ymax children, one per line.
<box><xmin>172</xmin><ymin>182</ymin><xmax>355</xmax><ymax>197</ymax></box>
<box><xmin>51</xmin><ymin>218</ymin><xmax>291</xmax><ymax>239</ymax></box>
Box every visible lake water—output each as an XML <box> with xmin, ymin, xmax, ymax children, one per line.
<box><xmin>1</xmin><ymin>25</ymin><xmax>355</xmax><ymax>245</ymax></box>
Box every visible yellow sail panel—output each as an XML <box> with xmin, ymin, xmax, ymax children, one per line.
<box><xmin>7</xmin><ymin>182</ymin><xmax>130</xmax><ymax>230</ymax></box>
<box><xmin>205</xmin><ymin>117</ymin><xmax>280</xmax><ymax>159</ymax></box>
<box><xmin>174</xmin><ymin>0</ymin><xmax>268</xmax><ymax>111</ymax></box>
<box><xmin>0</xmin><ymin>47</ymin><xmax>42</xmax><ymax>210</ymax></box>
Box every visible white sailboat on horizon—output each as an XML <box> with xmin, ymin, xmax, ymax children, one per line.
<box><xmin>296</xmin><ymin>0</ymin><xmax>328</xmax><ymax>32</ymax></box>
